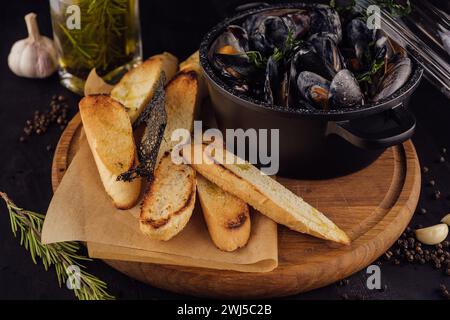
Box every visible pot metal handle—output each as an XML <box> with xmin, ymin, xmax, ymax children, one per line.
<box><xmin>326</xmin><ymin>104</ymin><xmax>416</xmax><ymax>149</ymax></box>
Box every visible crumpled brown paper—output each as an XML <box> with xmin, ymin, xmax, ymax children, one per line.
<box><xmin>42</xmin><ymin>140</ymin><xmax>278</xmax><ymax>272</ymax></box>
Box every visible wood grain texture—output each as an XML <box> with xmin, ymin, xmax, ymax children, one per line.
<box><xmin>51</xmin><ymin>114</ymin><xmax>421</xmax><ymax>299</ymax></box>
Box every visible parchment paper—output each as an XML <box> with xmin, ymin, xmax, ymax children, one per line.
<box><xmin>42</xmin><ymin>140</ymin><xmax>278</xmax><ymax>272</ymax></box>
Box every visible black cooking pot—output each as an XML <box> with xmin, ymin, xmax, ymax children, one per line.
<box><xmin>199</xmin><ymin>3</ymin><xmax>423</xmax><ymax>178</ymax></box>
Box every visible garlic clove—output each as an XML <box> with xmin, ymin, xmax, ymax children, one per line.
<box><xmin>8</xmin><ymin>12</ymin><xmax>58</xmax><ymax>79</ymax></box>
<box><xmin>20</xmin><ymin>44</ymin><xmax>40</xmax><ymax>78</ymax></box>
<box><xmin>441</xmin><ymin>214</ymin><xmax>450</xmax><ymax>226</ymax></box>
<box><xmin>415</xmin><ymin>224</ymin><xmax>449</xmax><ymax>245</ymax></box>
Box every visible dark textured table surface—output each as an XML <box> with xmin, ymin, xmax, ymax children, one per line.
<box><xmin>1</xmin><ymin>0</ymin><xmax>450</xmax><ymax>300</ymax></box>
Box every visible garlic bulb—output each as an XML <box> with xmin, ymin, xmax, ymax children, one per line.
<box><xmin>441</xmin><ymin>214</ymin><xmax>450</xmax><ymax>226</ymax></box>
<box><xmin>415</xmin><ymin>224</ymin><xmax>449</xmax><ymax>246</ymax></box>
<box><xmin>8</xmin><ymin>13</ymin><xmax>58</xmax><ymax>78</ymax></box>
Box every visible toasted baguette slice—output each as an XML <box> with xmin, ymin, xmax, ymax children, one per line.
<box><xmin>157</xmin><ymin>70</ymin><xmax>202</xmax><ymax>159</ymax></box>
<box><xmin>139</xmin><ymin>61</ymin><xmax>203</xmax><ymax>240</ymax></box>
<box><xmin>179</xmin><ymin>51</ymin><xmax>206</xmax><ymax>99</ymax></box>
<box><xmin>111</xmin><ymin>52</ymin><xmax>178</xmax><ymax>123</ymax></box>
<box><xmin>197</xmin><ymin>175</ymin><xmax>251</xmax><ymax>252</ymax></box>
<box><xmin>170</xmin><ymin>55</ymin><xmax>251</xmax><ymax>249</ymax></box>
<box><xmin>183</xmin><ymin>144</ymin><xmax>351</xmax><ymax>245</ymax></box>
<box><xmin>79</xmin><ymin>95</ymin><xmax>141</xmax><ymax>209</ymax></box>
<box><xmin>140</xmin><ymin>152</ymin><xmax>196</xmax><ymax>241</ymax></box>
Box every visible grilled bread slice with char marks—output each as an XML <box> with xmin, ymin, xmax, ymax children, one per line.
<box><xmin>182</xmin><ymin>144</ymin><xmax>351</xmax><ymax>245</ymax></box>
<box><xmin>140</xmin><ymin>152</ymin><xmax>196</xmax><ymax>241</ymax></box>
<box><xmin>79</xmin><ymin>95</ymin><xmax>142</xmax><ymax>209</ymax></box>
<box><xmin>139</xmin><ymin>60</ymin><xmax>202</xmax><ymax>241</ymax></box>
<box><xmin>111</xmin><ymin>52</ymin><xmax>178</xmax><ymax>124</ymax></box>
<box><xmin>197</xmin><ymin>175</ymin><xmax>251</xmax><ymax>252</ymax></box>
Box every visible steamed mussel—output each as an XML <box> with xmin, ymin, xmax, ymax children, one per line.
<box><xmin>209</xmin><ymin>4</ymin><xmax>413</xmax><ymax>110</ymax></box>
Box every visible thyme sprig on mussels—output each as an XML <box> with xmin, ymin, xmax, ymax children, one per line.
<box><xmin>118</xmin><ymin>75</ymin><xmax>167</xmax><ymax>182</ymax></box>
<box><xmin>0</xmin><ymin>192</ymin><xmax>114</xmax><ymax>300</ymax></box>
<box><xmin>247</xmin><ymin>30</ymin><xmax>302</xmax><ymax>69</ymax></box>
<box><xmin>357</xmin><ymin>58</ymin><xmax>385</xmax><ymax>83</ymax></box>
<box><xmin>246</xmin><ymin>51</ymin><xmax>267</xmax><ymax>69</ymax></box>
<box><xmin>377</xmin><ymin>0</ymin><xmax>412</xmax><ymax>16</ymax></box>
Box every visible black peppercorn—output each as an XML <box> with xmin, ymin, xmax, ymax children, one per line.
<box><xmin>20</xmin><ymin>95</ymin><xmax>70</xmax><ymax>141</ymax></box>
<box><xmin>433</xmin><ymin>191</ymin><xmax>442</xmax><ymax>200</ymax></box>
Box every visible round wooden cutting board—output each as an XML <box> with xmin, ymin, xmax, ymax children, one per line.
<box><xmin>52</xmin><ymin>113</ymin><xmax>421</xmax><ymax>298</ymax></box>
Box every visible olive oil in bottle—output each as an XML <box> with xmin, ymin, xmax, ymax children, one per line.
<box><xmin>49</xmin><ymin>0</ymin><xmax>142</xmax><ymax>94</ymax></box>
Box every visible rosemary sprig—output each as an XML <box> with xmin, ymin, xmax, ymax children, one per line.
<box><xmin>56</xmin><ymin>0</ymin><xmax>131</xmax><ymax>74</ymax></box>
<box><xmin>0</xmin><ymin>192</ymin><xmax>114</xmax><ymax>300</ymax></box>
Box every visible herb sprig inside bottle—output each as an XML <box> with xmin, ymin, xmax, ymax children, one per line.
<box><xmin>50</xmin><ymin>0</ymin><xmax>142</xmax><ymax>93</ymax></box>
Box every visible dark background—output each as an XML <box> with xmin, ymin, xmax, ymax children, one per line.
<box><xmin>1</xmin><ymin>0</ymin><xmax>450</xmax><ymax>300</ymax></box>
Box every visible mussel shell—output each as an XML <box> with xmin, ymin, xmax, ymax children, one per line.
<box><xmin>374</xmin><ymin>29</ymin><xmax>407</xmax><ymax>61</ymax></box>
<box><xmin>249</xmin><ymin>16</ymin><xmax>290</xmax><ymax>55</ymax></box>
<box><xmin>264</xmin><ymin>56</ymin><xmax>282</xmax><ymax>105</ymax></box>
<box><xmin>290</xmin><ymin>42</ymin><xmax>336</xmax><ymax>80</ymax></box>
<box><xmin>210</xmin><ymin>25</ymin><xmax>249</xmax><ymax>57</ymax></box>
<box><xmin>345</xmin><ymin>18</ymin><xmax>372</xmax><ymax>67</ymax></box>
<box><xmin>213</xmin><ymin>53</ymin><xmax>256</xmax><ymax>79</ymax></box>
<box><xmin>309</xmin><ymin>32</ymin><xmax>345</xmax><ymax>73</ymax></box>
<box><xmin>296</xmin><ymin>71</ymin><xmax>331</xmax><ymax>109</ymax></box>
<box><xmin>373</xmin><ymin>57</ymin><xmax>412</xmax><ymax>101</ymax></box>
<box><xmin>281</xmin><ymin>11</ymin><xmax>311</xmax><ymax>39</ymax></box>
<box><xmin>309</xmin><ymin>6</ymin><xmax>342</xmax><ymax>43</ymax></box>
<box><xmin>243</xmin><ymin>13</ymin><xmax>265</xmax><ymax>35</ymax></box>
<box><xmin>328</xmin><ymin>69</ymin><xmax>364</xmax><ymax>109</ymax></box>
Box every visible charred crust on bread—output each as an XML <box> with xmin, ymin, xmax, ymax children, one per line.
<box><xmin>140</xmin><ymin>171</ymin><xmax>196</xmax><ymax>230</ymax></box>
<box><xmin>140</xmin><ymin>216</ymin><xmax>170</xmax><ymax>229</ymax></box>
<box><xmin>181</xmin><ymin>70</ymin><xmax>198</xmax><ymax>80</ymax></box>
<box><xmin>166</xmin><ymin>70</ymin><xmax>197</xmax><ymax>87</ymax></box>
<box><xmin>225</xmin><ymin>213</ymin><xmax>248</xmax><ymax>229</ymax></box>
<box><xmin>86</xmin><ymin>93</ymin><xmax>110</xmax><ymax>98</ymax></box>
